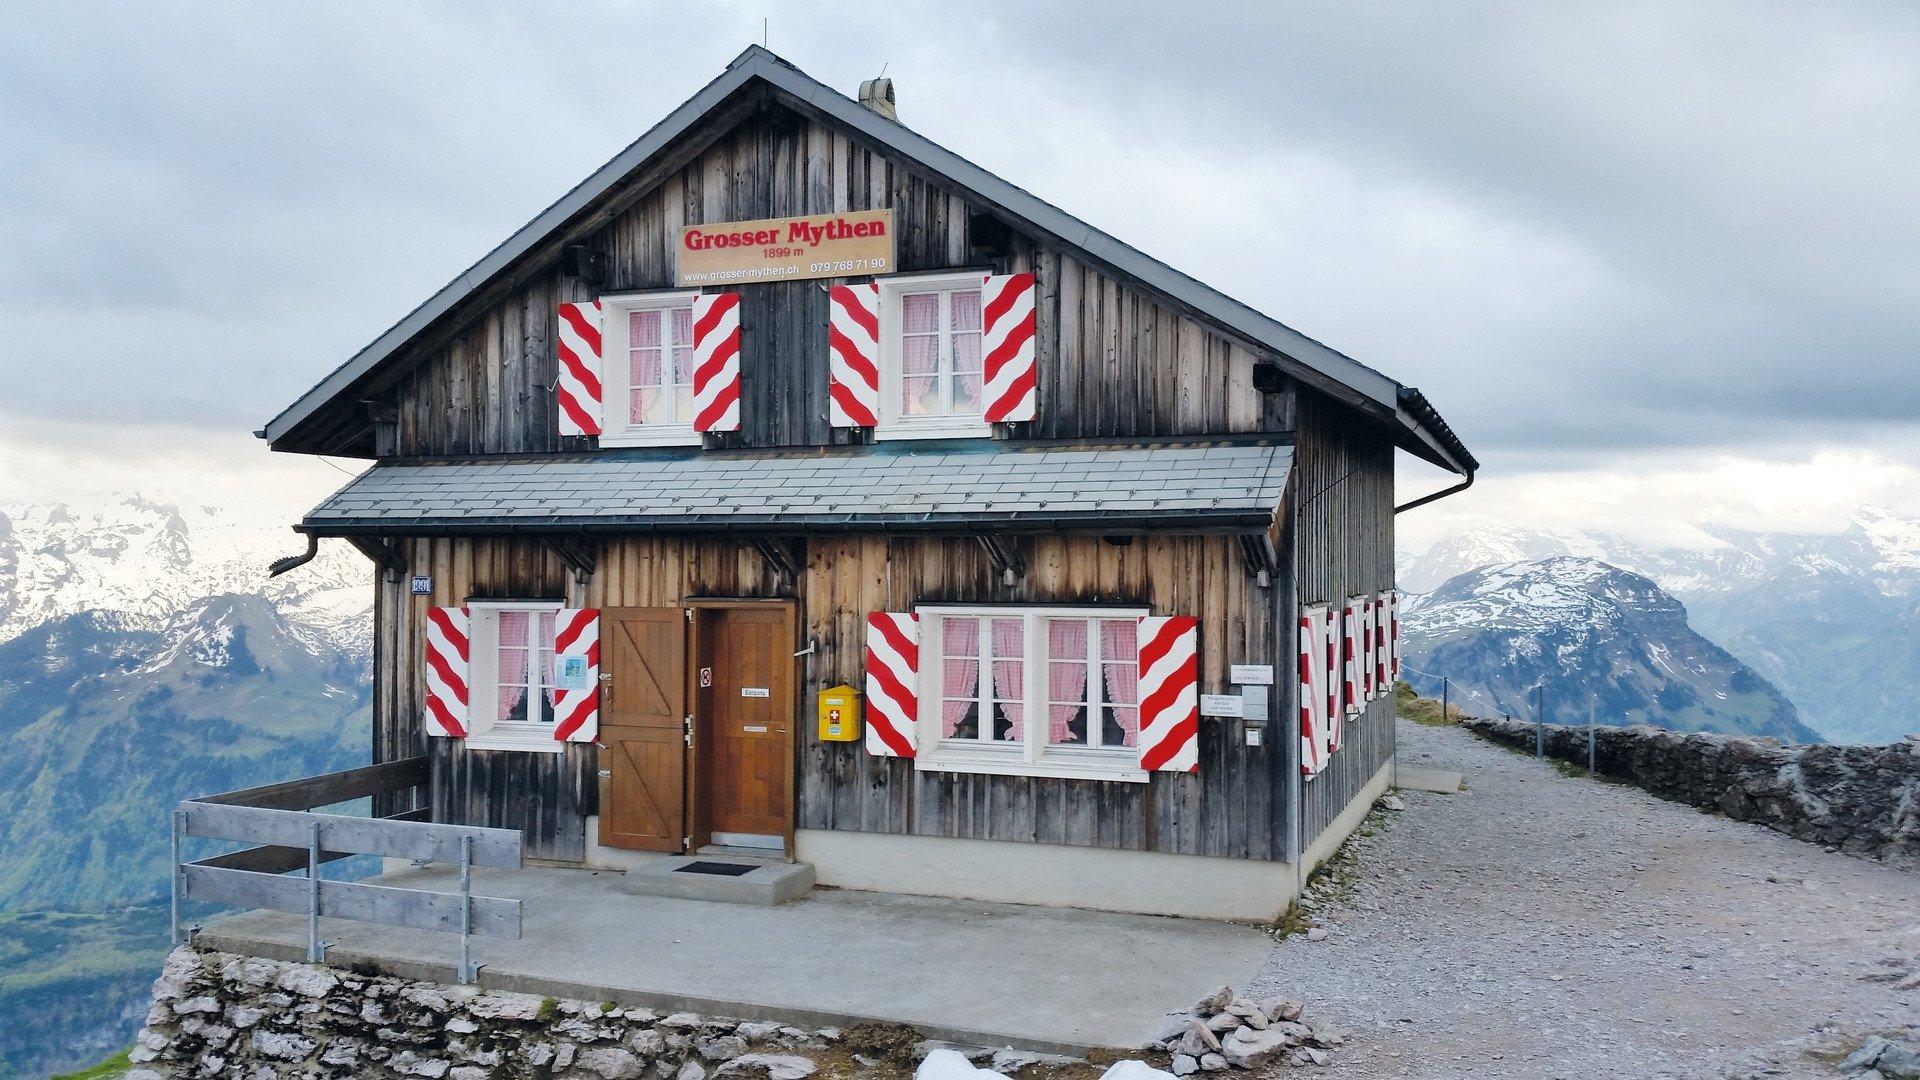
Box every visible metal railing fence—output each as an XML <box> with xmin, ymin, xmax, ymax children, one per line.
<box><xmin>170</xmin><ymin>757</ymin><xmax>523</xmax><ymax>982</ymax></box>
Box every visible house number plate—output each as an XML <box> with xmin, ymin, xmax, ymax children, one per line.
<box><xmin>740</xmin><ymin>687</ymin><xmax>771</xmax><ymax>698</ymax></box>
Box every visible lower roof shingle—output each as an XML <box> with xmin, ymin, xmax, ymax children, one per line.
<box><xmin>302</xmin><ymin>442</ymin><xmax>1292</xmax><ymax>536</ymax></box>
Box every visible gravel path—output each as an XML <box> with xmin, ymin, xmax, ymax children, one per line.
<box><xmin>1252</xmin><ymin>720</ymin><xmax>1920</xmax><ymax>1079</ymax></box>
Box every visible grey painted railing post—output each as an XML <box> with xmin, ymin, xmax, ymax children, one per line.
<box><xmin>170</xmin><ymin>808</ymin><xmax>184</xmax><ymax>946</ymax></box>
<box><xmin>306</xmin><ymin>820</ymin><xmax>327</xmax><ymax>964</ymax></box>
<box><xmin>458</xmin><ymin>834</ymin><xmax>478</xmax><ymax>984</ymax></box>
<box><xmin>1441</xmin><ymin>678</ymin><xmax>1449</xmax><ymax>722</ymax></box>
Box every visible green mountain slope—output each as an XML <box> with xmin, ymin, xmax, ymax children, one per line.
<box><xmin>0</xmin><ymin>595</ymin><xmax>370</xmax><ymax>911</ymax></box>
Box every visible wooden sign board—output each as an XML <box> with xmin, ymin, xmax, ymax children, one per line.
<box><xmin>676</xmin><ymin>209</ymin><xmax>895</xmax><ymax>288</ymax></box>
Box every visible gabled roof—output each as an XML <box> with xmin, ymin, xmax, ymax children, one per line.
<box><xmin>261</xmin><ymin>46</ymin><xmax>1473</xmax><ymax>477</ymax></box>
<box><xmin>300</xmin><ymin>441</ymin><xmax>1293</xmax><ymax>536</ymax></box>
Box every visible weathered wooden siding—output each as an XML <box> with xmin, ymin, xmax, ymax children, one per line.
<box><xmin>374</xmin><ymin>539</ymin><xmax>595</xmax><ymax>861</ymax></box>
<box><xmin>797</xmin><ymin>534</ymin><xmax>1289</xmax><ymax>861</ymax></box>
<box><xmin>373</xmin><ymin>532</ymin><xmax>1293</xmax><ymax>862</ymax></box>
<box><xmin>1288</xmin><ymin>389</ymin><xmax>1397</xmax><ymax>845</ymax></box>
<box><xmin>387</xmin><ymin>105</ymin><xmax>1290</xmax><ymax>456</ymax></box>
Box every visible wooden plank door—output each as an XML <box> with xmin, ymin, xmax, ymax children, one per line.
<box><xmin>598</xmin><ymin>607</ymin><xmax>687</xmax><ymax>852</ymax></box>
<box><xmin>692</xmin><ymin>605</ymin><xmax>795</xmax><ymax>849</ymax></box>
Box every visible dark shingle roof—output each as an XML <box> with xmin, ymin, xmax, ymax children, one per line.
<box><xmin>302</xmin><ymin>442</ymin><xmax>1292</xmax><ymax>535</ymax></box>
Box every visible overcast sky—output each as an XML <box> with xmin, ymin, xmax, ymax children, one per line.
<box><xmin>3</xmin><ymin>1</ymin><xmax>1916</xmax><ymax>551</ymax></box>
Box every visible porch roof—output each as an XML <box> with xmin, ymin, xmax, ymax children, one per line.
<box><xmin>300</xmin><ymin>440</ymin><xmax>1292</xmax><ymax>536</ymax></box>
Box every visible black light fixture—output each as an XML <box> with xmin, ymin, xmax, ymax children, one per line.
<box><xmin>561</xmin><ymin>243</ymin><xmax>607</xmax><ymax>286</ymax></box>
<box><xmin>968</xmin><ymin>211</ymin><xmax>1013</xmax><ymax>259</ymax></box>
<box><xmin>1251</xmin><ymin>360</ymin><xmax>1287</xmax><ymax>395</ymax></box>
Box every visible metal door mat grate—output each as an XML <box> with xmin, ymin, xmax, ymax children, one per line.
<box><xmin>674</xmin><ymin>861</ymin><xmax>758</xmax><ymax>877</ymax></box>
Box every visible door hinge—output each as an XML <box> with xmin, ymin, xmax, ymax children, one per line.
<box><xmin>683</xmin><ymin>836</ymin><xmax>692</xmax><ymax>849</ymax></box>
<box><xmin>685</xmin><ymin>607</ymin><xmax>693</xmax><ymax>621</ymax></box>
<box><xmin>684</xmin><ymin>715</ymin><xmax>693</xmax><ymax>747</ymax></box>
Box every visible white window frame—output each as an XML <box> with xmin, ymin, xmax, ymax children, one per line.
<box><xmin>465</xmin><ymin>600</ymin><xmax>566</xmax><ymax>754</ymax></box>
<box><xmin>598</xmin><ymin>289</ymin><xmax>703</xmax><ymax>447</ymax></box>
<box><xmin>914</xmin><ymin>604</ymin><xmax>1150</xmax><ymax>783</ymax></box>
<box><xmin>876</xmin><ymin>271</ymin><xmax>992</xmax><ymax>441</ymax></box>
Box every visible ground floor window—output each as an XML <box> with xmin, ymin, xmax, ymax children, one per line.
<box><xmin>466</xmin><ymin>600</ymin><xmax>565</xmax><ymax>752</ymax></box>
<box><xmin>918</xmin><ymin>604</ymin><xmax>1147</xmax><ymax>782</ymax></box>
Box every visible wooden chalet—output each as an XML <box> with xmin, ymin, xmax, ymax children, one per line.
<box><xmin>261</xmin><ymin>47</ymin><xmax>1476</xmax><ymax>921</ymax></box>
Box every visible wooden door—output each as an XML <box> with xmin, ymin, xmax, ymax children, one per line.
<box><xmin>693</xmin><ymin>605</ymin><xmax>795</xmax><ymax>847</ymax></box>
<box><xmin>598</xmin><ymin>607</ymin><xmax>687</xmax><ymax>852</ymax></box>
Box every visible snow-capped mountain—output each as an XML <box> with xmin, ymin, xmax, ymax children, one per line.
<box><xmin>1399</xmin><ymin>556</ymin><xmax>1818</xmax><ymax>743</ymax></box>
<box><xmin>1398</xmin><ymin>510</ymin><xmax>1920</xmax><ymax>743</ymax></box>
<box><xmin>0</xmin><ymin>496</ymin><xmax>370</xmax><ymax>659</ymax></box>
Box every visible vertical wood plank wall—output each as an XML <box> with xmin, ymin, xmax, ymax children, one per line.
<box><xmin>372</xmin><ymin>532</ymin><xmax>1293</xmax><ymax>863</ymax></box>
<box><xmin>386</xmin><ymin>106</ymin><xmax>1289</xmax><ymax>457</ymax></box>
<box><xmin>1289</xmin><ymin>390</ymin><xmax>1397</xmax><ymax>845</ymax></box>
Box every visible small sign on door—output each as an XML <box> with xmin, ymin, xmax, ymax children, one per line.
<box><xmin>740</xmin><ymin>687</ymin><xmax>771</xmax><ymax>698</ymax></box>
<box><xmin>699</xmin><ymin>667</ymin><xmax>713</xmax><ymax>688</ymax></box>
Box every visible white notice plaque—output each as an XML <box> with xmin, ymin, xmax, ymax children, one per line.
<box><xmin>1230</xmin><ymin>664</ymin><xmax>1275</xmax><ymax>685</ymax></box>
<box><xmin>740</xmin><ymin>687</ymin><xmax>771</xmax><ymax>698</ymax></box>
<box><xmin>1199</xmin><ymin>693</ymin><xmax>1245</xmax><ymax>718</ymax></box>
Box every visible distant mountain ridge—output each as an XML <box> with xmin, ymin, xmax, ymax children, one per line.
<box><xmin>1399</xmin><ymin>510</ymin><xmax>1920</xmax><ymax>744</ymax></box>
<box><xmin>1399</xmin><ymin>556</ymin><xmax>1819</xmax><ymax>743</ymax></box>
<box><xmin>0</xmin><ymin>494</ymin><xmax>373</xmax><ymax>1075</ymax></box>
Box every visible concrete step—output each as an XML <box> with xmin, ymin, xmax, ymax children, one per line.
<box><xmin>621</xmin><ymin>856</ymin><xmax>815</xmax><ymax>906</ymax></box>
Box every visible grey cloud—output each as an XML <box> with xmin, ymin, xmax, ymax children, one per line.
<box><xmin>1</xmin><ymin>0</ymin><xmax>1914</xmax><ymax>470</ymax></box>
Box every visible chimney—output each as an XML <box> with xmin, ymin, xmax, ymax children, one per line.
<box><xmin>858</xmin><ymin>77</ymin><xmax>898</xmax><ymax>122</ymax></box>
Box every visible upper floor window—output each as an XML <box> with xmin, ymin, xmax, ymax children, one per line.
<box><xmin>601</xmin><ymin>291</ymin><xmax>700</xmax><ymax>447</ymax></box>
<box><xmin>879</xmin><ymin>273</ymin><xmax>990</xmax><ymax>440</ymax></box>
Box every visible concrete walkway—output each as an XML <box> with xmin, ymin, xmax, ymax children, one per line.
<box><xmin>197</xmin><ymin>864</ymin><xmax>1272</xmax><ymax>1053</ymax></box>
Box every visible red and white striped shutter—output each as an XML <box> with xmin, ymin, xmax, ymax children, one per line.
<box><xmin>1325</xmin><ymin>607</ymin><xmax>1345</xmax><ymax>753</ymax></box>
<box><xmin>1299</xmin><ymin>606</ymin><xmax>1328</xmax><ymax>777</ymax></box>
<box><xmin>1375</xmin><ymin>591</ymin><xmax>1393</xmax><ymax>692</ymax></box>
<box><xmin>981</xmin><ymin>273</ymin><xmax>1037</xmax><ymax>423</ymax></box>
<box><xmin>690</xmin><ymin>292</ymin><xmax>742</xmax><ymax>432</ymax></box>
<box><xmin>865</xmin><ymin>612</ymin><xmax>918</xmax><ymax>757</ymax></box>
<box><xmin>424</xmin><ymin>606</ymin><xmax>471</xmax><ymax>738</ymax></box>
<box><xmin>828</xmin><ymin>283</ymin><xmax>881</xmax><ymax>427</ymax></box>
<box><xmin>1360</xmin><ymin>597</ymin><xmax>1377</xmax><ymax>700</ymax></box>
<box><xmin>1138</xmin><ymin>615</ymin><xmax>1199</xmax><ymax>772</ymax></box>
<box><xmin>551</xmin><ymin>608</ymin><xmax>600</xmax><ymax>744</ymax></box>
<box><xmin>1389</xmin><ymin>591</ymin><xmax>1401</xmax><ymax>680</ymax></box>
<box><xmin>556</xmin><ymin>301</ymin><xmax>604</xmax><ymax>437</ymax></box>
<box><xmin>1342</xmin><ymin>600</ymin><xmax>1363</xmax><ymax>716</ymax></box>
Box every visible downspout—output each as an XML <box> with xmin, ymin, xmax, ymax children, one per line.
<box><xmin>1394</xmin><ymin>470</ymin><xmax>1475</xmax><ymax>514</ymax></box>
<box><xmin>268</xmin><ymin>534</ymin><xmax>321</xmax><ymax>577</ymax></box>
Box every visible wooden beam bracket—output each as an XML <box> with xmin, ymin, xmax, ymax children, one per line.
<box><xmin>750</xmin><ymin>537</ymin><xmax>801</xmax><ymax>587</ymax></box>
<box><xmin>1239</xmin><ymin>534</ymin><xmax>1278</xmax><ymax>589</ymax></box>
<box><xmin>976</xmin><ymin>535</ymin><xmax>1026</xmax><ymax>586</ymax></box>
<box><xmin>545</xmin><ymin>537</ymin><xmax>597</xmax><ymax>586</ymax></box>
<box><xmin>345</xmin><ymin>536</ymin><xmax>406</xmax><ymax>583</ymax></box>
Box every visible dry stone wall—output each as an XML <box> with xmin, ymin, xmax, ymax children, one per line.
<box><xmin>129</xmin><ymin>948</ymin><xmax>854</xmax><ymax>1079</ymax></box>
<box><xmin>1460</xmin><ymin>716</ymin><xmax>1920</xmax><ymax>866</ymax></box>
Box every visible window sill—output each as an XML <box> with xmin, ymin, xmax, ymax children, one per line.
<box><xmin>465</xmin><ymin>733</ymin><xmax>566</xmax><ymax>754</ymax></box>
<box><xmin>599</xmin><ymin>427</ymin><xmax>701</xmax><ymax>448</ymax></box>
<box><xmin>915</xmin><ymin>746</ymin><xmax>1148</xmax><ymax>784</ymax></box>
<box><xmin>875</xmin><ymin>419</ymin><xmax>992</xmax><ymax>442</ymax></box>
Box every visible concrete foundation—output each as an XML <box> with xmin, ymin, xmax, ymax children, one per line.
<box><xmin>797</xmin><ymin>829</ymin><xmax>1300</xmax><ymax>922</ymax></box>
